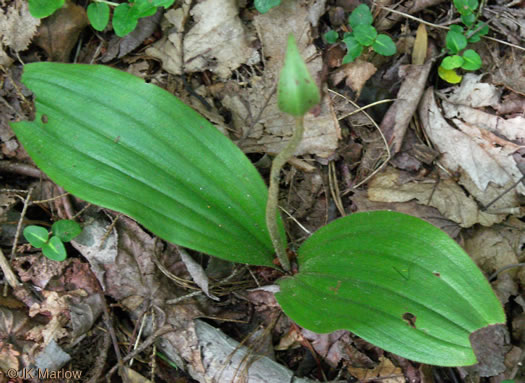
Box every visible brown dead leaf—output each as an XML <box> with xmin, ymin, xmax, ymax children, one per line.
<box><xmin>412</xmin><ymin>24</ymin><xmax>427</xmax><ymax>65</ymax></box>
<box><xmin>348</xmin><ymin>356</ymin><xmax>404</xmax><ymax>383</ymax></box>
<box><xmin>102</xmin><ymin>10</ymin><xmax>163</xmax><ymax>62</ymax></box>
<box><xmin>441</xmin><ymin>73</ymin><xmax>501</xmax><ymax>108</ymax></box>
<box><xmin>147</xmin><ymin>0</ymin><xmax>258</xmax><ymax>79</ymax></box>
<box><xmin>441</xmin><ymin>97</ymin><xmax>525</xmax><ymax>145</ymax></box>
<box><xmin>219</xmin><ymin>0</ymin><xmax>339</xmax><ymax>157</ymax></box>
<box><xmin>34</xmin><ymin>1</ymin><xmax>88</xmax><ymax>62</ymax></box>
<box><xmin>0</xmin><ymin>0</ymin><xmax>40</xmax><ymax>52</ymax></box>
<box><xmin>489</xmin><ymin>47</ymin><xmax>525</xmax><ymax>96</ymax></box>
<box><xmin>330</xmin><ymin>60</ymin><xmax>377</xmax><ymax>97</ymax></box>
<box><xmin>380</xmin><ymin>61</ymin><xmax>432</xmax><ymax>153</ymax></box>
<box><xmin>275</xmin><ymin>327</ymin><xmax>302</xmax><ymax>351</ymax></box>
<box><xmin>351</xmin><ymin>189</ymin><xmax>461</xmax><ymax>238</ymax></box>
<box><xmin>368</xmin><ymin>167</ymin><xmax>506</xmax><ymax>227</ymax></box>
<box><xmin>419</xmin><ymin>89</ymin><xmax>525</xmax><ymax>214</ymax></box>
<box><xmin>0</xmin><ymin>307</ymin><xmax>36</xmax><ymax>372</ymax></box>
<box><xmin>463</xmin><ymin>217</ymin><xmax>525</xmax><ymax>285</ymax></box>
<box><xmin>12</xmin><ymin>255</ymin><xmax>69</xmax><ymax>289</ymax></box>
<box><xmin>467</xmin><ymin>324</ymin><xmax>510</xmax><ymax>377</ymax></box>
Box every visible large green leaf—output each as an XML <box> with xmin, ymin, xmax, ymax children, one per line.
<box><xmin>276</xmin><ymin>211</ymin><xmax>505</xmax><ymax>366</ymax></box>
<box><xmin>12</xmin><ymin>63</ymin><xmax>285</xmax><ymax>267</ymax></box>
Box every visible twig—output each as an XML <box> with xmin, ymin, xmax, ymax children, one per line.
<box><xmin>11</xmin><ymin>188</ymin><xmax>33</xmax><ymax>259</ymax></box>
<box><xmin>30</xmin><ymin>192</ymin><xmax>70</xmax><ymax>205</ymax></box>
<box><xmin>489</xmin><ymin>263</ymin><xmax>525</xmax><ymax>282</ymax></box>
<box><xmin>481</xmin><ymin>175</ymin><xmax>525</xmax><ymax>211</ymax></box>
<box><xmin>105</xmin><ymin>326</ymin><xmax>174</xmax><ymax>379</ymax></box>
<box><xmin>0</xmin><ymin>248</ymin><xmax>21</xmax><ymax>289</ymax></box>
<box><xmin>86</xmin><ymin>329</ymin><xmax>111</xmax><ymax>383</ymax></box>
<box><xmin>266</xmin><ymin>117</ymin><xmax>306</xmax><ymax>271</ymax></box>
<box><xmin>0</xmin><ymin>161</ymin><xmax>45</xmax><ymax>178</ymax></box>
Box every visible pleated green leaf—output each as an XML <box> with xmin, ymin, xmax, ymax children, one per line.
<box><xmin>276</xmin><ymin>211</ymin><xmax>505</xmax><ymax>366</ymax></box>
<box><xmin>12</xmin><ymin>62</ymin><xmax>284</xmax><ymax>267</ymax></box>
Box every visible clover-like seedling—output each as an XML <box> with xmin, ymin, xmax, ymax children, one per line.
<box><xmin>28</xmin><ymin>0</ymin><xmax>175</xmax><ymax>37</ymax></box>
<box><xmin>324</xmin><ymin>4</ymin><xmax>396</xmax><ymax>64</ymax></box>
<box><xmin>23</xmin><ymin>220</ymin><xmax>82</xmax><ymax>261</ymax></box>
<box><xmin>254</xmin><ymin>0</ymin><xmax>282</xmax><ymax>13</ymax></box>
<box><xmin>438</xmin><ymin>0</ymin><xmax>489</xmax><ymax>83</ymax></box>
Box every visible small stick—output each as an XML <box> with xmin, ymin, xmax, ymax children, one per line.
<box><xmin>481</xmin><ymin>175</ymin><xmax>525</xmax><ymax>211</ymax></box>
<box><xmin>11</xmin><ymin>188</ymin><xmax>33</xmax><ymax>259</ymax></box>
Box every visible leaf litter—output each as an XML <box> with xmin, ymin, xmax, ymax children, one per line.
<box><xmin>1</xmin><ymin>0</ymin><xmax>525</xmax><ymax>381</ymax></box>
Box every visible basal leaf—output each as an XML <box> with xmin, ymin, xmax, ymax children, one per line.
<box><xmin>12</xmin><ymin>63</ymin><xmax>284</xmax><ymax>267</ymax></box>
<box><xmin>276</xmin><ymin>211</ymin><xmax>505</xmax><ymax>366</ymax></box>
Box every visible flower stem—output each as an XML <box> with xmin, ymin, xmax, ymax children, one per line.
<box><xmin>265</xmin><ymin>116</ymin><xmax>305</xmax><ymax>272</ymax></box>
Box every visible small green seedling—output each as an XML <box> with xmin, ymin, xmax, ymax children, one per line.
<box><xmin>23</xmin><ymin>220</ymin><xmax>82</xmax><ymax>261</ymax></box>
<box><xmin>254</xmin><ymin>0</ymin><xmax>282</xmax><ymax>14</ymax></box>
<box><xmin>324</xmin><ymin>4</ymin><xmax>396</xmax><ymax>64</ymax></box>
<box><xmin>28</xmin><ymin>0</ymin><xmax>174</xmax><ymax>37</ymax></box>
<box><xmin>438</xmin><ymin>0</ymin><xmax>489</xmax><ymax>83</ymax></box>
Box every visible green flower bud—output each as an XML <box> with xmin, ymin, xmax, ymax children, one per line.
<box><xmin>277</xmin><ymin>35</ymin><xmax>321</xmax><ymax>116</ymax></box>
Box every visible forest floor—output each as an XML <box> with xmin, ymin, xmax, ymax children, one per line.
<box><xmin>0</xmin><ymin>0</ymin><xmax>524</xmax><ymax>382</ymax></box>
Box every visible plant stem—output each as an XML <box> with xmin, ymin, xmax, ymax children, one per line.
<box><xmin>265</xmin><ymin>116</ymin><xmax>305</xmax><ymax>272</ymax></box>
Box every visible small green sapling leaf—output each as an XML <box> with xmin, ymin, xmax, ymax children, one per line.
<box><xmin>324</xmin><ymin>30</ymin><xmax>339</xmax><ymax>44</ymax></box>
<box><xmin>277</xmin><ymin>35</ymin><xmax>321</xmax><ymax>117</ymax></box>
<box><xmin>461</xmin><ymin>13</ymin><xmax>476</xmax><ymax>27</ymax></box>
<box><xmin>130</xmin><ymin>0</ymin><xmax>158</xmax><ymax>18</ymax></box>
<box><xmin>438</xmin><ymin>66</ymin><xmax>463</xmax><ymax>84</ymax></box>
<box><xmin>372</xmin><ymin>34</ymin><xmax>396</xmax><ymax>56</ymax></box>
<box><xmin>441</xmin><ymin>55</ymin><xmax>464</xmax><ymax>70</ymax></box>
<box><xmin>113</xmin><ymin>3</ymin><xmax>138</xmax><ymax>37</ymax></box>
<box><xmin>87</xmin><ymin>2</ymin><xmax>110</xmax><ymax>32</ymax></box>
<box><xmin>467</xmin><ymin>22</ymin><xmax>489</xmax><ymax>43</ymax></box>
<box><xmin>454</xmin><ymin>0</ymin><xmax>478</xmax><ymax>14</ymax></box>
<box><xmin>342</xmin><ymin>35</ymin><xmax>363</xmax><ymax>63</ymax></box>
<box><xmin>254</xmin><ymin>0</ymin><xmax>282</xmax><ymax>14</ymax></box>
<box><xmin>151</xmin><ymin>0</ymin><xmax>176</xmax><ymax>8</ymax></box>
<box><xmin>52</xmin><ymin>220</ymin><xmax>82</xmax><ymax>242</ymax></box>
<box><xmin>446</xmin><ymin>26</ymin><xmax>468</xmax><ymax>54</ymax></box>
<box><xmin>42</xmin><ymin>236</ymin><xmax>67</xmax><ymax>261</ymax></box>
<box><xmin>353</xmin><ymin>24</ymin><xmax>377</xmax><ymax>47</ymax></box>
<box><xmin>28</xmin><ymin>0</ymin><xmax>64</xmax><ymax>18</ymax></box>
<box><xmin>23</xmin><ymin>226</ymin><xmax>49</xmax><ymax>248</ymax></box>
<box><xmin>349</xmin><ymin>4</ymin><xmax>373</xmax><ymax>27</ymax></box>
<box><xmin>461</xmin><ymin>49</ymin><xmax>482</xmax><ymax>70</ymax></box>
